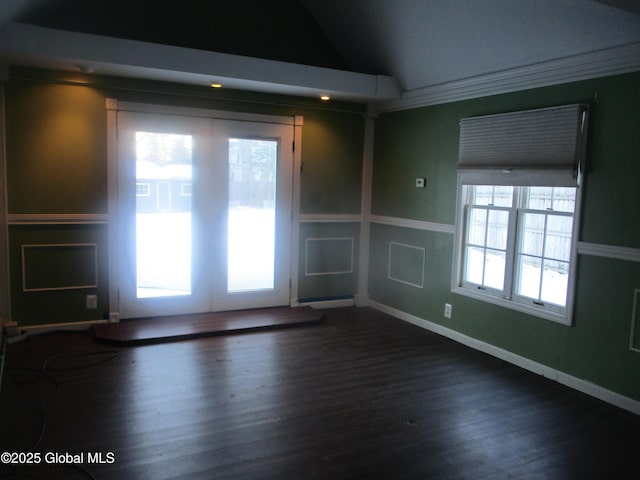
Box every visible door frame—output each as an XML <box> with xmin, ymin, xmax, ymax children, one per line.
<box><xmin>106</xmin><ymin>99</ymin><xmax>303</xmax><ymax>321</ymax></box>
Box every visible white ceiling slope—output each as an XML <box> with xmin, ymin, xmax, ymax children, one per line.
<box><xmin>1</xmin><ymin>0</ymin><xmax>639</xmax><ymax>105</ymax></box>
<box><xmin>303</xmin><ymin>0</ymin><xmax>640</xmax><ymax>91</ymax></box>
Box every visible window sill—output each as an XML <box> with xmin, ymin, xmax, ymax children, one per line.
<box><xmin>452</xmin><ymin>286</ymin><xmax>572</xmax><ymax>326</ymax></box>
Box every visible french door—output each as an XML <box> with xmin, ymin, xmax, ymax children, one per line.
<box><xmin>116</xmin><ymin>111</ymin><xmax>293</xmax><ymax>319</ymax></box>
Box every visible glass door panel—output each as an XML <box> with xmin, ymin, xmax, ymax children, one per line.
<box><xmin>227</xmin><ymin>138</ymin><xmax>278</xmax><ymax>292</ymax></box>
<box><xmin>135</xmin><ymin>131</ymin><xmax>193</xmax><ymax>298</ymax></box>
<box><xmin>117</xmin><ymin>112</ymin><xmax>212</xmax><ymax>319</ymax></box>
<box><xmin>213</xmin><ymin>120</ymin><xmax>293</xmax><ymax>311</ymax></box>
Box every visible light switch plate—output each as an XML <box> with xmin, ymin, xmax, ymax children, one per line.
<box><xmin>415</xmin><ymin>178</ymin><xmax>426</xmax><ymax>188</ymax></box>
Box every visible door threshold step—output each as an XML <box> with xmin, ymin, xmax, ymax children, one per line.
<box><xmin>93</xmin><ymin>306</ymin><xmax>324</xmax><ymax>345</ymax></box>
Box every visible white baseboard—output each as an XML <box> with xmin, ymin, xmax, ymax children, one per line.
<box><xmin>19</xmin><ymin>319</ymin><xmax>109</xmax><ymax>336</ymax></box>
<box><xmin>293</xmin><ymin>298</ymin><xmax>355</xmax><ymax>309</ymax></box>
<box><xmin>354</xmin><ymin>294</ymin><xmax>370</xmax><ymax>307</ymax></box>
<box><xmin>368</xmin><ymin>300</ymin><xmax>640</xmax><ymax>415</ymax></box>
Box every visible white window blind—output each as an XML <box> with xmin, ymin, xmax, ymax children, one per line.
<box><xmin>458</xmin><ymin>104</ymin><xmax>589</xmax><ymax>186</ymax></box>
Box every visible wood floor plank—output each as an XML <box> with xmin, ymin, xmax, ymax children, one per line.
<box><xmin>2</xmin><ymin>307</ymin><xmax>640</xmax><ymax>479</ymax></box>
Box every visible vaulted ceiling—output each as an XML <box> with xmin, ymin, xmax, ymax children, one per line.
<box><xmin>1</xmin><ymin>0</ymin><xmax>639</xmax><ymax>104</ymax></box>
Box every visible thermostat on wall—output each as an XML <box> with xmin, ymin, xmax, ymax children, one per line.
<box><xmin>415</xmin><ymin>178</ymin><xmax>426</xmax><ymax>188</ymax></box>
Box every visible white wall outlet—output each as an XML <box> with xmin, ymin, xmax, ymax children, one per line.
<box><xmin>444</xmin><ymin>303</ymin><xmax>452</xmax><ymax>319</ymax></box>
<box><xmin>86</xmin><ymin>294</ymin><xmax>97</xmax><ymax>309</ymax></box>
<box><xmin>415</xmin><ymin>177</ymin><xmax>426</xmax><ymax>188</ymax></box>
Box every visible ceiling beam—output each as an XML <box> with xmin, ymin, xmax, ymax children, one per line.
<box><xmin>0</xmin><ymin>22</ymin><xmax>400</xmax><ymax>102</ymax></box>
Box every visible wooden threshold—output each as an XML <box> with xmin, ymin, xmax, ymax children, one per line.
<box><xmin>92</xmin><ymin>306</ymin><xmax>324</xmax><ymax>345</ymax></box>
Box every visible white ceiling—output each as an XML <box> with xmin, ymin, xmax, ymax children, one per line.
<box><xmin>0</xmin><ymin>0</ymin><xmax>639</xmax><ymax>103</ymax></box>
<box><xmin>302</xmin><ymin>0</ymin><xmax>640</xmax><ymax>91</ymax></box>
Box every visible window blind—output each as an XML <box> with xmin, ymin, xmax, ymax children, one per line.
<box><xmin>458</xmin><ymin>104</ymin><xmax>589</xmax><ymax>186</ymax></box>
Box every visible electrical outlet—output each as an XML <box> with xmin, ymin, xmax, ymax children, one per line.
<box><xmin>86</xmin><ymin>295</ymin><xmax>97</xmax><ymax>309</ymax></box>
<box><xmin>415</xmin><ymin>177</ymin><xmax>426</xmax><ymax>188</ymax></box>
<box><xmin>444</xmin><ymin>303</ymin><xmax>452</xmax><ymax>319</ymax></box>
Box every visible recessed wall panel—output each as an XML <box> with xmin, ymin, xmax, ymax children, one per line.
<box><xmin>305</xmin><ymin>237</ymin><xmax>354</xmax><ymax>276</ymax></box>
<box><xmin>388</xmin><ymin>242</ymin><xmax>425</xmax><ymax>288</ymax></box>
<box><xmin>22</xmin><ymin>243</ymin><xmax>98</xmax><ymax>292</ymax></box>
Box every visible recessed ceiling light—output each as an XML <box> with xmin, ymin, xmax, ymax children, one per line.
<box><xmin>320</xmin><ymin>95</ymin><xmax>331</xmax><ymax>101</ymax></box>
<box><xmin>210</xmin><ymin>82</ymin><xmax>222</xmax><ymax>88</ymax></box>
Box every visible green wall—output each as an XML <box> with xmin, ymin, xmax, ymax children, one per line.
<box><xmin>370</xmin><ymin>72</ymin><xmax>640</xmax><ymax>401</ymax></box>
<box><xmin>3</xmin><ymin>68</ymin><xmax>365</xmax><ymax>325</ymax></box>
<box><xmin>6</xmin><ymin>65</ymin><xmax>640</xmax><ymax>406</ymax></box>
<box><xmin>5</xmin><ymin>82</ymin><xmax>108</xmax><ymax>214</ymax></box>
<box><xmin>297</xmin><ymin>222</ymin><xmax>360</xmax><ymax>302</ymax></box>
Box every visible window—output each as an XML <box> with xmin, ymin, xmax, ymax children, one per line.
<box><xmin>453</xmin><ymin>104</ymin><xmax>589</xmax><ymax>325</ymax></box>
<box><xmin>136</xmin><ymin>183</ymin><xmax>150</xmax><ymax>196</ymax></box>
<box><xmin>181</xmin><ymin>182</ymin><xmax>192</xmax><ymax>196</ymax></box>
<box><xmin>458</xmin><ymin>185</ymin><xmax>577</xmax><ymax>320</ymax></box>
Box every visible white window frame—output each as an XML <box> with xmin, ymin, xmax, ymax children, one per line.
<box><xmin>452</xmin><ymin>181</ymin><xmax>583</xmax><ymax>325</ymax></box>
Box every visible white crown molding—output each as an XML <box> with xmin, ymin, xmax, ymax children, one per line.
<box><xmin>377</xmin><ymin>42</ymin><xmax>640</xmax><ymax>112</ymax></box>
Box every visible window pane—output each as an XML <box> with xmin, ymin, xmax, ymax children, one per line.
<box><xmin>484</xmin><ymin>250</ymin><xmax>506</xmax><ymax>290</ymax></box>
<box><xmin>471</xmin><ymin>185</ymin><xmax>513</xmax><ymax>206</ymax></box>
<box><xmin>545</xmin><ymin>215</ymin><xmax>573</xmax><ymax>261</ymax></box>
<box><xmin>472</xmin><ymin>186</ymin><xmax>494</xmax><ymax>205</ymax></box>
<box><xmin>464</xmin><ymin>246</ymin><xmax>485</xmax><ymax>284</ymax></box>
<box><xmin>486</xmin><ymin>210</ymin><xmax>509</xmax><ymax>249</ymax></box>
<box><xmin>527</xmin><ymin>186</ymin><xmax>552</xmax><ymax>210</ymax></box>
<box><xmin>521</xmin><ymin>213</ymin><xmax>545</xmax><ymax>256</ymax></box>
<box><xmin>493</xmin><ymin>186</ymin><xmax>514</xmax><ymax>207</ymax></box>
<box><xmin>467</xmin><ymin>208</ymin><xmax>487</xmax><ymax>246</ymax></box>
<box><xmin>551</xmin><ymin>187</ymin><xmax>576</xmax><ymax>213</ymax></box>
<box><xmin>525</xmin><ymin>186</ymin><xmax>576</xmax><ymax>213</ymax></box>
<box><xmin>516</xmin><ymin>255</ymin><xmax>542</xmax><ymax>300</ymax></box>
<box><xmin>540</xmin><ymin>260</ymin><xmax>570</xmax><ymax>306</ymax></box>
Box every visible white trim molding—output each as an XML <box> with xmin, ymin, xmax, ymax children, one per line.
<box><xmin>369</xmin><ymin>300</ymin><xmax>640</xmax><ymax>415</ymax></box>
<box><xmin>17</xmin><ymin>319</ymin><xmax>109</xmax><ymax>336</ymax></box>
<box><xmin>357</xmin><ymin>108</ymin><xmax>376</xmax><ymax>305</ymax></box>
<box><xmin>291</xmin><ymin>298</ymin><xmax>355</xmax><ymax>309</ymax></box>
<box><xmin>111</xmin><ymin>99</ymin><xmax>298</xmax><ymax>126</ymax></box>
<box><xmin>299</xmin><ymin>214</ymin><xmax>362</xmax><ymax>223</ymax></box>
<box><xmin>8</xmin><ymin>213</ymin><xmax>109</xmax><ymax>225</ymax></box>
<box><xmin>370</xmin><ymin>214</ymin><xmax>455</xmax><ymax>235</ymax></box>
<box><xmin>578</xmin><ymin>242</ymin><xmax>640</xmax><ymax>263</ymax></box>
<box><xmin>378</xmin><ymin>42</ymin><xmax>640</xmax><ymax>112</ymax></box>
<box><xmin>0</xmin><ymin>22</ymin><xmax>400</xmax><ymax>103</ymax></box>
<box><xmin>368</xmin><ymin>217</ymin><xmax>640</xmax><ymax>264</ymax></box>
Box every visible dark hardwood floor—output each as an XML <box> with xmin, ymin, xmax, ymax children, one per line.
<box><xmin>2</xmin><ymin>307</ymin><xmax>639</xmax><ymax>479</ymax></box>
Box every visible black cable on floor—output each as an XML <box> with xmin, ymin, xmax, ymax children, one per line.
<box><xmin>2</xmin><ymin>347</ymin><xmax>119</xmax><ymax>480</ymax></box>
